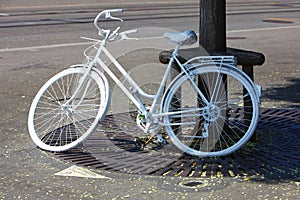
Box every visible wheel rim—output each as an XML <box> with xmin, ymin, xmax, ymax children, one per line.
<box><xmin>28</xmin><ymin>68</ymin><xmax>107</xmax><ymax>151</ymax></box>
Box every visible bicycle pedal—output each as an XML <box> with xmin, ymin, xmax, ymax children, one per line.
<box><xmin>156</xmin><ymin>134</ymin><xmax>167</xmax><ymax>146</ymax></box>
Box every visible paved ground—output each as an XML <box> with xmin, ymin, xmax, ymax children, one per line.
<box><xmin>0</xmin><ymin>1</ymin><xmax>299</xmax><ymax>200</ymax></box>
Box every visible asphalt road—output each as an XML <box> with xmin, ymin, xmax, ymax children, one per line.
<box><xmin>0</xmin><ymin>0</ymin><xmax>299</xmax><ymax>199</ymax></box>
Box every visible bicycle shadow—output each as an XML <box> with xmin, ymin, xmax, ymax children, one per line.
<box><xmin>54</xmin><ymin>108</ymin><xmax>300</xmax><ymax>183</ymax></box>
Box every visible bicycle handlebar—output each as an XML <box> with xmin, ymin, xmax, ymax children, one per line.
<box><xmin>94</xmin><ymin>9</ymin><xmax>123</xmax><ymax>37</ymax></box>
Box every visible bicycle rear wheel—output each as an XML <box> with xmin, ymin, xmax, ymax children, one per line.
<box><xmin>163</xmin><ymin>64</ymin><xmax>260</xmax><ymax>157</ymax></box>
<box><xmin>28</xmin><ymin>67</ymin><xmax>108</xmax><ymax>151</ymax></box>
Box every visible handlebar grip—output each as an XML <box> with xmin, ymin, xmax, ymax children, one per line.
<box><xmin>109</xmin><ymin>9</ymin><xmax>123</xmax><ymax>13</ymax></box>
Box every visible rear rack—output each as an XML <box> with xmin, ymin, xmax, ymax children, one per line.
<box><xmin>185</xmin><ymin>56</ymin><xmax>237</xmax><ymax>66</ymax></box>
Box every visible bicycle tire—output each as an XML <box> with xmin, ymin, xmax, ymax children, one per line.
<box><xmin>28</xmin><ymin>67</ymin><xmax>108</xmax><ymax>151</ymax></box>
<box><xmin>163</xmin><ymin>64</ymin><xmax>260</xmax><ymax>157</ymax></box>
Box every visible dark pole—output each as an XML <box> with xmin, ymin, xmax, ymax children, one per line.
<box><xmin>199</xmin><ymin>0</ymin><xmax>257</xmax><ymax>142</ymax></box>
<box><xmin>199</xmin><ymin>0</ymin><xmax>226</xmax><ymax>53</ymax></box>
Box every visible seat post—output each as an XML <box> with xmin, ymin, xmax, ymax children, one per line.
<box><xmin>172</xmin><ymin>44</ymin><xmax>181</xmax><ymax>58</ymax></box>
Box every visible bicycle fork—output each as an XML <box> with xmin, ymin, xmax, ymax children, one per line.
<box><xmin>60</xmin><ymin>62</ymin><xmax>97</xmax><ymax>118</ymax></box>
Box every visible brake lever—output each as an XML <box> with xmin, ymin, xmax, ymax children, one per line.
<box><xmin>105</xmin><ymin>12</ymin><xmax>124</xmax><ymax>22</ymax></box>
<box><xmin>119</xmin><ymin>29</ymin><xmax>138</xmax><ymax>40</ymax></box>
<box><xmin>108</xmin><ymin>27</ymin><xmax>121</xmax><ymax>41</ymax></box>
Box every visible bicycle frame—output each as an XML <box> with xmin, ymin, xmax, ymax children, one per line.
<box><xmin>95</xmin><ymin>37</ymin><xmax>210</xmax><ymax>119</ymax></box>
<box><xmin>65</xmin><ymin>24</ymin><xmax>211</xmax><ymax>136</ymax></box>
<box><xmin>97</xmin><ymin>38</ymin><xmax>177</xmax><ymax>118</ymax></box>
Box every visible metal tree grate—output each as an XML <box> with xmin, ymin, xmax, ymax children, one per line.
<box><xmin>51</xmin><ymin>108</ymin><xmax>300</xmax><ymax>179</ymax></box>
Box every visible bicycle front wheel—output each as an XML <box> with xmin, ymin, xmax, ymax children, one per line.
<box><xmin>28</xmin><ymin>67</ymin><xmax>108</xmax><ymax>151</ymax></box>
<box><xmin>163</xmin><ymin>64</ymin><xmax>260</xmax><ymax>157</ymax></box>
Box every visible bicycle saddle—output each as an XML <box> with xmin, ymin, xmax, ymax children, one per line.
<box><xmin>163</xmin><ymin>30</ymin><xmax>197</xmax><ymax>46</ymax></box>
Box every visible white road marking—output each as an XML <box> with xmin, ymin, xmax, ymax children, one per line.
<box><xmin>55</xmin><ymin>165</ymin><xmax>112</xmax><ymax>179</ymax></box>
<box><xmin>0</xmin><ymin>42</ymin><xmax>93</xmax><ymax>53</ymax></box>
<box><xmin>227</xmin><ymin>25</ymin><xmax>300</xmax><ymax>33</ymax></box>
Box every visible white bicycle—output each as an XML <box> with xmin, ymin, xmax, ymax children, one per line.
<box><xmin>28</xmin><ymin>9</ymin><xmax>261</xmax><ymax>157</ymax></box>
